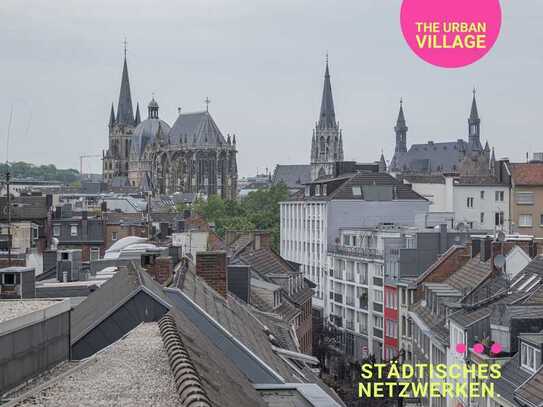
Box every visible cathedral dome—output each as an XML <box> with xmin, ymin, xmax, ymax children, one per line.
<box><xmin>130</xmin><ymin>98</ymin><xmax>171</xmax><ymax>159</ymax></box>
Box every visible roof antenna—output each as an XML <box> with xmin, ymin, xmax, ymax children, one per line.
<box><xmin>5</xmin><ymin>105</ymin><xmax>13</xmax><ymax>266</ymax></box>
<box><xmin>204</xmin><ymin>97</ymin><xmax>211</xmax><ymax>112</ymax></box>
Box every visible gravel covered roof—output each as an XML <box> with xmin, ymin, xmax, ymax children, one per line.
<box><xmin>14</xmin><ymin>323</ymin><xmax>179</xmax><ymax>407</ymax></box>
<box><xmin>0</xmin><ymin>300</ymin><xmax>60</xmax><ymax>324</ymax></box>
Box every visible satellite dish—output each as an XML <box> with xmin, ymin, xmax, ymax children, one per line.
<box><xmin>494</xmin><ymin>254</ymin><xmax>506</xmax><ymax>269</ymax></box>
<box><xmin>496</xmin><ymin>231</ymin><xmax>506</xmax><ymax>243</ymax></box>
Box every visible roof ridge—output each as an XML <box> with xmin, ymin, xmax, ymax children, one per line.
<box><xmin>158</xmin><ymin>314</ymin><xmax>212</xmax><ymax>406</ymax></box>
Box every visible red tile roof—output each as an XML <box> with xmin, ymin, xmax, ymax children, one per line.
<box><xmin>511</xmin><ymin>163</ymin><xmax>543</xmax><ymax>185</ymax></box>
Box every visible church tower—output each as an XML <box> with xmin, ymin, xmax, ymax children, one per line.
<box><xmin>103</xmin><ymin>49</ymin><xmax>137</xmax><ymax>185</ymax></box>
<box><xmin>310</xmin><ymin>58</ymin><xmax>343</xmax><ymax>180</ymax></box>
<box><xmin>389</xmin><ymin>99</ymin><xmax>408</xmax><ymax>172</ymax></box>
<box><xmin>394</xmin><ymin>99</ymin><xmax>408</xmax><ymax>154</ymax></box>
<box><xmin>468</xmin><ymin>89</ymin><xmax>482</xmax><ymax>152</ymax></box>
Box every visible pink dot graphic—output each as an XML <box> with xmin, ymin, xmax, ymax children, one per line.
<box><xmin>473</xmin><ymin>343</ymin><xmax>485</xmax><ymax>353</ymax></box>
<box><xmin>491</xmin><ymin>343</ymin><xmax>502</xmax><ymax>354</ymax></box>
<box><xmin>400</xmin><ymin>0</ymin><xmax>502</xmax><ymax>68</ymax></box>
<box><xmin>456</xmin><ymin>343</ymin><xmax>466</xmax><ymax>354</ymax></box>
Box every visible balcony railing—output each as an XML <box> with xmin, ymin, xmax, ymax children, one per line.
<box><xmin>346</xmin><ymin>320</ymin><xmax>355</xmax><ymax>331</ymax></box>
<box><xmin>328</xmin><ymin>244</ymin><xmax>384</xmax><ymax>259</ymax></box>
<box><xmin>346</xmin><ymin>272</ymin><xmax>355</xmax><ymax>282</ymax></box>
<box><xmin>346</xmin><ymin>297</ymin><xmax>355</xmax><ymax>306</ymax></box>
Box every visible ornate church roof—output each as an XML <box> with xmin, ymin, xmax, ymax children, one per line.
<box><xmin>168</xmin><ymin>111</ymin><xmax>229</xmax><ymax>147</ymax></box>
<box><xmin>130</xmin><ymin>98</ymin><xmax>171</xmax><ymax>159</ymax></box>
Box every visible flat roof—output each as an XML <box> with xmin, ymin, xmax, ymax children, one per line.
<box><xmin>13</xmin><ymin>323</ymin><xmax>180</xmax><ymax>407</ymax></box>
<box><xmin>0</xmin><ymin>267</ymin><xmax>35</xmax><ymax>274</ymax></box>
<box><xmin>0</xmin><ymin>300</ymin><xmax>61</xmax><ymax>324</ymax></box>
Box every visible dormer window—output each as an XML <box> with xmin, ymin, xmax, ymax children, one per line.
<box><xmin>521</xmin><ymin>342</ymin><xmax>541</xmax><ymax>372</ymax></box>
<box><xmin>315</xmin><ymin>185</ymin><xmax>321</xmax><ymax>196</ymax></box>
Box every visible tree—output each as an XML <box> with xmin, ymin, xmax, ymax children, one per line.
<box><xmin>192</xmin><ymin>183</ymin><xmax>288</xmax><ymax>250</ymax></box>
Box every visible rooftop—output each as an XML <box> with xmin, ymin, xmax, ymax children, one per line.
<box><xmin>12</xmin><ymin>323</ymin><xmax>180</xmax><ymax>407</ymax></box>
<box><xmin>0</xmin><ymin>300</ymin><xmax>61</xmax><ymax>324</ymax></box>
<box><xmin>511</xmin><ymin>162</ymin><xmax>543</xmax><ymax>185</ymax></box>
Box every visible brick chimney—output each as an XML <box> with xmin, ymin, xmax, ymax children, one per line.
<box><xmin>196</xmin><ymin>251</ymin><xmax>227</xmax><ymax>297</ymax></box>
<box><xmin>148</xmin><ymin>257</ymin><xmax>173</xmax><ymax>285</ymax></box>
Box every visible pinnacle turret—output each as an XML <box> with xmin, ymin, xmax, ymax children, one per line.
<box><xmin>116</xmin><ymin>56</ymin><xmax>135</xmax><ymax>126</ymax></box>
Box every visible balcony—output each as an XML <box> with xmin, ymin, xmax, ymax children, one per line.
<box><xmin>332</xmin><ymin>270</ymin><xmax>344</xmax><ymax>280</ymax></box>
<box><xmin>328</xmin><ymin>244</ymin><xmax>384</xmax><ymax>260</ymax></box>
<box><xmin>346</xmin><ymin>272</ymin><xmax>355</xmax><ymax>282</ymax></box>
<box><xmin>346</xmin><ymin>320</ymin><xmax>355</xmax><ymax>331</ymax></box>
<box><xmin>346</xmin><ymin>297</ymin><xmax>355</xmax><ymax>307</ymax></box>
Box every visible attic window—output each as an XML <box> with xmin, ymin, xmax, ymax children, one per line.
<box><xmin>521</xmin><ymin>342</ymin><xmax>540</xmax><ymax>372</ymax></box>
<box><xmin>352</xmin><ymin>186</ymin><xmax>362</xmax><ymax>197</ymax></box>
<box><xmin>519</xmin><ymin>275</ymin><xmax>539</xmax><ymax>292</ymax></box>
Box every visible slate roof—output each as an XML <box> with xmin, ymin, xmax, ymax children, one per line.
<box><xmin>454</xmin><ymin>175</ymin><xmax>508</xmax><ymax>186</ymax></box>
<box><xmin>130</xmin><ymin>118</ymin><xmax>171</xmax><ymax>159</ymax></box>
<box><xmin>392</xmin><ymin>140</ymin><xmax>468</xmax><ymax>174</ymax></box>
<box><xmin>240</xmin><ymin>249</ymin><xmax>298</xmax><ymax>277</ymax></box>
<box><xmin>70</xmin><ymin>263</ymin><xmax>170</xmax><ymax>343</ymax></box>
<box><xmin>409</xmin><ymin>301</ymin><xmax>449</xmax><ymax>344</ymax></box>
<box><xmin>524</xmin><ymin>285</ymin><xmax>543</xmax><ymax>305</ymax></box>
<box><xmin>161</xmin><ymin>310</ymin><xmax>267</xmax><ymax>407</ymax></box>
<box><xmin>403</xmin><ymin>175</ymin><xmax>445</xmax><ymax>184</ymax></box>
<box><xmin>297</xmin><ymin>172</ymin><xmax>427</xmax><ymax>202</ymax></box>
<box><xmin>494</xmin><ymin>353</ymin><xmax>532</xmax><ymax>405</ymax></box>
<box><xmin>0</xmin><ymin>196</ymin><xmax>49</xmax><ymax>221</ymax></box>
<box><xmin>168</xmin><ymin>111</ymin><xmax>228</xmax><ymax>147</ymax></box>
<box><xmin>445</xmin><ymin>255</ymin><xmax>492</xmax><ymax>294</ymax></box>
<box><xmin>449</xmin><ymin>289</ymin><xmax>528</xmax><ymax>327</ymax></box>
<box><xmin>272</xmin><ymin>165</ymin><xmax>311</xmax><ymax>189</ymax></box>
<box><xmin>515</xmin><ymin>367</ymin><xmax>543</xmax><ymax>407</ymax></box>
<box><xmin>511</xmin><ymin>163</ymin><xmax>543</xmax><ymax>186</ymax></box>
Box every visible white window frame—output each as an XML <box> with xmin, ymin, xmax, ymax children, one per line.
<box><xmin>53</xmin><ymin>225</ymin><xmax>61</xmax><ymax>237</ymax></box>
<box><xmin>519</xmin><ymin>214</ymin><xmax>533</xmax><ymax>227</ymax></box>
<box><xmin>70</xmin><ymin>225</ymin><xmax>78</xmax><ymax>237</ymax></box>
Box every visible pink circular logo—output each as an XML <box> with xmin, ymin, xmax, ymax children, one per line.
<box><xmin>400</xmin><ymin>0</ymin><xmax>502</xmax><ymax>68</ymax></box>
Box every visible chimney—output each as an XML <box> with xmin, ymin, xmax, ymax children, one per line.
<box><xmin>471</xmin><ymin>239</ymin><xmax>481</xmax><ymax>258</ymax></box>
<box><xmin>439</xmin><ymin>224</ymin><xmax>448</xmax><ymax>254</ymax></box>
<box><xmin>196</xmin><ymin>251</ymin><xmax>228</xmax><ymax>297</ymax></box>
<box><xmin>227</xmin><ymin>264</ymin><xmax>251</xmax><ymax>303</ymax></box>
<box><xmin>480</xmin><ymin>238</ymin><xmax>492</xmax><ymax>262</ymax></box>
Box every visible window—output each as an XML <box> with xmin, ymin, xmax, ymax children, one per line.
<box><xmin>516</xmin><ymin>192</ymin><xmax>534</xmax><ymax>205</ymax></box>
<box><xmin>70</xmin><ymin>225</ymin><xmax>78</xmax><ymax>236</ymax></box>
<box><xmin>112</xmin><ymin>231</ymin><xmax>118</xmax><ymax>241</ymax></box>
<box><xmin>343</xmin><ymin>234</ymin><xmax>350</xmax><ymax>245</ymax></box>
<box><xmin>3</xmin><ymin>273</ymin><xmax>15</xmax><ymax>285</ymax></box>
<box><xmin>90</xmin><ymin>247</ymin><xmax>101</xmax><ymax>261</ymax></box>
<box><xmin>521</xmin><ymin>342</ymin><xmax>540</xmax><ymax>372</ymax></box>
<box><xmin>53</xmin><ymin>225</ymin><xmax>60</xmax><ymax>237</ymax></box>
<box><xmin>352</xmin><ymin>186</ymin><xmax>362</xmax><ymax>197</ymax></box>
<box><xmin>495</xmin><ymin>191</ymin><xmax>505</xmax><ymax>202</ymax></box>
<box><xmin>540</xmin><ymin>214</ymin><xmax>543</xmax><ymax>226</ymax></box>
<box><xmin>519</xmin><ymin>214</ymin><xmax>533</xmax><ymax>227</ymax></box>
<box><xmin>467</xmin><ymin>197</ymin><xmax>474</xmax><ymax>208</ymax></box>
<box><xmin>385</xmin><ymin>319</ymin><xmax>398</xmax><ymax>339</ymax></box>
<box><xmin>480</xmin><ymin>212</ymin><xmax>485</xmax><ymax>224</ymax></box>
<box><xmin>374</xmin><ymin>289</ymin><xmax>383</xmax><ymax>303</ymax></box>
<box><xmin>315</xmin><ymin>185</ymin><xmax>321</xmax><ymax>196</ymax></box>
<box><xmin>495</xmin><ymin>211</ymin><xmax>504</xmax><ymax>226</ymax></box>
<box><xmin>480</xmin><ymin>191</ymin><xmax>485</xmax><ymax>199</ymax></box>
<box><xmin>373</xmin><ymin>315</ymin><xmax>383</xmax><ymax>329</ymax></box>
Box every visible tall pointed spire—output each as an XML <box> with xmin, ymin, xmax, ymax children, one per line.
<box><xmin>116</xmin><ymin>53</ymin><xmax>135</xmax><ymax>126</ymax></box>
<box><xmin>394</xmin><ymin>99</ymin><xmax>408</xmax><ymax>153</ymax></box>
<box><xmin>108</xmin><ymin>103</ymin><xmax>116</xmax><ymax>128</ymax></box>
<box><xmin>135</xmin><ymin>103</ymin><xmax>141</xmax><ymax>125</ymax></box>
<box><xmin>468</xmin><ymin>88</ymin><xmax>482</xmax><ymax>151</ymax></box>
<box><xmin>318</xmin><ymin>57</ymin><xmax>336</xmax><ymax>129</ymax></box>
<box><xmin>470</xmin><ymin>88</ymin><xmax>480</xmax><ymax>121</ymax></box>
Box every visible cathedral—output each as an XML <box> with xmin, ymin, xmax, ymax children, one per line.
<box><xmin>103</xmin><ymin>54</ymin><xmax>238</xmax><ymax>199</ymax></box>
<box><xmin>389</xmin><ymin>91</ymin><xmax>496</xmax><ymax>177</ymax></box>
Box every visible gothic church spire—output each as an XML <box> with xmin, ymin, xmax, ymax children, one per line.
<box><xmin>318</xmin><ymin>58</ymin><xmax>336</xmax><ymax>129</ymax></box>
<box><xmin>116</xmin><ymin>55</ymin><xmax>135</xmax><ymax>126</ymax></box>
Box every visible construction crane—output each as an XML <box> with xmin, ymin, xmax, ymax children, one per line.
<box><xmin>79</xmin><ymin>155</ymin><xmax>102</xmax><ymax>179</ymax></box>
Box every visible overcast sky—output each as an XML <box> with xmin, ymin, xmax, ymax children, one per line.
<box><xmin>1</xmin><ymin>0</ymin><xmax>543</xmax><ymax>177</ymax></box>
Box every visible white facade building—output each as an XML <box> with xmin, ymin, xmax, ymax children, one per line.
<box><xmin>403</xmin><ymin>174</ymin><xmax>511</xmax><ymax>233</ymax></box>
<box><xmin>280</xmin><ymin>171</ymin><xmax>429</xmax><ymax>315</ymax></box>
